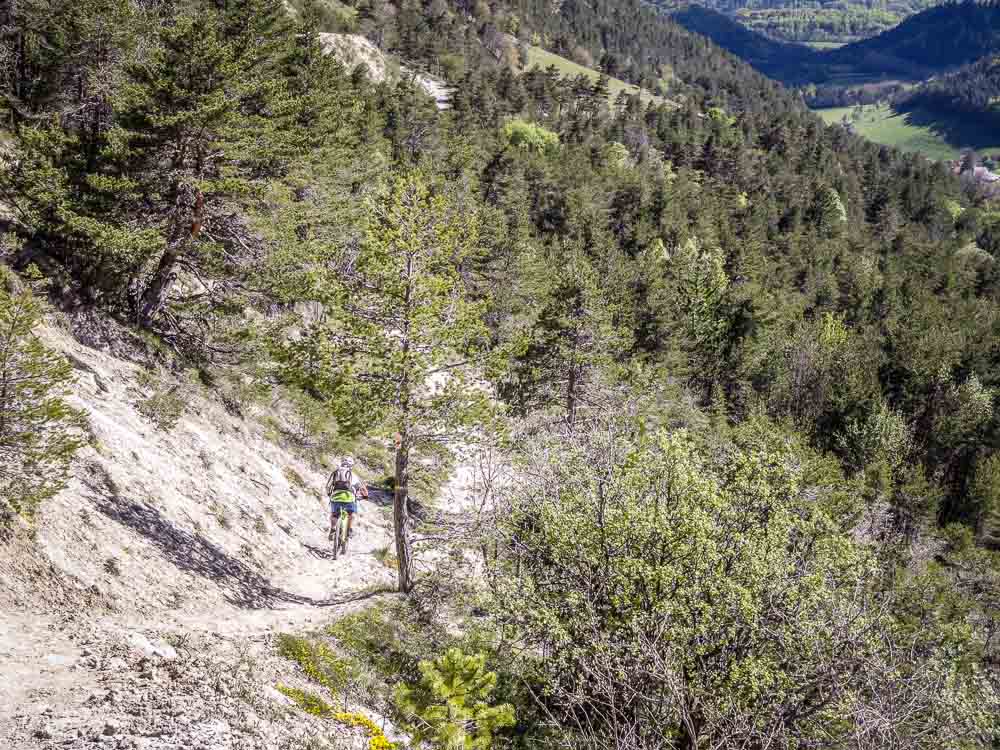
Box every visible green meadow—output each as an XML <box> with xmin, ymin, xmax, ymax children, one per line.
<box><xmin>523</xmin><ymin>45</ymin><xmax>672</xmax><ymax>106</ymax></box>
<box><xmin>815</xmin><ymin>102</ymin><xmax>1000</xmax><ymax>160</ymax></box>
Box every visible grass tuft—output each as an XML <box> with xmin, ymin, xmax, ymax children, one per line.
<box><xmin>276</xmin><ymin>634</ymin><xmax>356</xmax><ymax>692</ymax></box>
<box><xmin>283</xmin><ymin>465</ymin><xmax>307</xmax><ymax>490</ymax></box>
<box><xmin>373</xmin><ymin>545</ymin><xmax>398</xmax><ymax>570</ymax></box>
<box><xmin>277</xmin><ymin>685</ymin><xmax>333</xmax><ymax>716</ymax></box>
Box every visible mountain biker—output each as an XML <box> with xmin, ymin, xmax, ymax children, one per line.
<box><xmin>326</xmin><ymin>457</ymin><xmax>367</xmax><ymax>542</ymax></box>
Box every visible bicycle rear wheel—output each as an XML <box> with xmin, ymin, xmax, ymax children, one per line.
<box><xmin>333</xmin><ymin>512</ymin><xmax>349</xmax><ymax>559</ymax></box>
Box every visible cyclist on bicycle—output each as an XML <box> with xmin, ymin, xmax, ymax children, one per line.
<box><xmin>326</xmin><ymin>457</ymin><xmax>367</xmax><ymax>541</ymax></box>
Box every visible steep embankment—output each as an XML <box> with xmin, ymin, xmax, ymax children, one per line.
<box><xmin>0</xmin><ymin>313</ymin><xmax>459</xmax><ymax>749</ymax></box>
<box><xmin>2</xmin><ymin>319</ymin><xmax>396</xmax><ymax>616</ymax></box>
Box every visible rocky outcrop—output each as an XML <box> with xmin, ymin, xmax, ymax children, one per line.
<box><xmin>319</xmin><ymin>32</ymin><xmax>451</xmax><ymax>108</ymax></box>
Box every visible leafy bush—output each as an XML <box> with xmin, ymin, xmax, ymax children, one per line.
<box><xmin>0</xmin><ymin>267</ymin><xmax>84</xmax><ymax>525</ymax></box>
<box><xmin>501</xmin><ymin>119</ymin><xmax>559</xmax><ymax>156</ymax></box>
<box><xmin>487</xmin><ymin>417</ymin><xmax>1000</xmax><ymax>749</ymax></box>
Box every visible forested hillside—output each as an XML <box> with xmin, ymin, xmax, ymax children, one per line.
<box><xmin>656</xmin><ymin>0</ymin><xmax>944</xmax><ymax>43</ymax></box>
<box><xmin>668</xmin><ymin>4</ymin><xmax>821</xmax><ymax>80</ymax></box>
<box><xmin>2</xmin><ymin>0</ymin><xmax>1000</xmax><ymax>748</ymax></box>
<box><xmin>905</xmin><ymin>54</ymin><xmax>1000</xmax><ymax>116</ymax></box>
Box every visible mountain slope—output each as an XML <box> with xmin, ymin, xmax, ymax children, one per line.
<box><xmin>904</xmin><ymin>53</ymin><xmax>1000</xmax><ymax>115</ymax></box>
<box><xmin>2</xmin><ymin>0</ymin><xmax>999</xmax><ymax>747</ymax></box>
<box><xmin>828</xmin><ymin>1</ymin><xmax>1000</xmax><ymax>75</ymax></box>
<box><xmin>1</xmin><ymin>317</ymin><xmax>399</xmax><ymax>616</ymax></box>
<box><xmin>0</xmin><ymin>309</ymin><xmax>487</xmax><ymax>749</ymax></box>
<box><xmin>668</xmin><ymin>4</ymin><xmax>820</xmax><ymax>80</ymax></box>
<box><xmin>669</xmin><ymin>0</ymin><xmax>1000</xmax><ymax>84</ymax></box>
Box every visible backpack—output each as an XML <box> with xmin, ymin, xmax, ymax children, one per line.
<box><xmin>327</xmin><ymin>467</ymin><xmax>353</xmax><ymax>497</ymax></box>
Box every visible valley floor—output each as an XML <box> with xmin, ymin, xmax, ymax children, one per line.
<box><xmin>815</xmin><ymin>102</ymin><xmax>1000</xmax><ymax>160</ymax></box>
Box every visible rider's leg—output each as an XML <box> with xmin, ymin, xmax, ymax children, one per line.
<box><xmin>347</xmin><ymin>510</ymin><xmax>355</xmax><ymax>538</ymax></box>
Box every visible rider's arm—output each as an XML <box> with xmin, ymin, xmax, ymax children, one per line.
<box><xmin>352</xmin><ymin>479</ymin><xmax>367</xmax><ymax>518</ymax></box>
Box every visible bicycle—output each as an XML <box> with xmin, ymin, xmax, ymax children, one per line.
<box><xmin>330</xmin><ymin>491</ymin><xmax>354</xmax><ymax>560</ymax></box>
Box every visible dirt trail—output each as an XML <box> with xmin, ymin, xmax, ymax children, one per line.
<box><xmin>0</xmin><ymin>468</ymin><xmax>481</xmax><ymax>750</ymax></box>
<box><xmin>0</xmin><ymin>506</ymin><xmax>400</xmax><ymax>750</ymax></box>
<box><xmin>0</xmin><ymin>611</ymin><xmax>100</xmax><ymax>727</ymax></box>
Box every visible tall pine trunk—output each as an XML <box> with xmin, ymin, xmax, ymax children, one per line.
<box><xmin>138</xmin><ymin>248</ymin><xmax>177</xmax><ymax>328</ymax></box>
<box><xmin>393</xmin><ymin>251</ymin><xmax>416</xmax><ymax>593</ymax></box>
<box><xmin>139</xmin><ymin>185</ymin><xmax>203</xmax><ymax>329</ymax></box>
<box><xmin>394</xmin><ymin>431</ymin><xmax>414</xmax><ymax>593</ymax></box>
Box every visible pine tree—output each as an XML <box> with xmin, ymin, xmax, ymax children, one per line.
<box><xmin>499</xmin><ymin>240</ymin><xmax>630</xmax><ymax>423</ymax></box>
<box><xmin>279</xmin><ymin>174</ymin><xmax>493</xmax><ymax>593</ymax></box>
<box><xmin>395</xmin><ymin>648</ymin><xmax>515</xmax><ymax>750</ymax></box>
<box><xmin>0</xmin><ymin>267</ymin><xmax>83</xmax><ymax>524</ymax></box>
<box><xmin>815</xmin><ymin>185</ymin><xmax>848</xmax><ymax>237</ymax></box>
<box><xmin>1</xmin><ymin>0</ymin><xmax>329</xmax><ymax>332</ymax></box>
<box><xmin>650</xmin><ymin>236</ymin><xmax>732</xmax><ymax>395</ymax></box>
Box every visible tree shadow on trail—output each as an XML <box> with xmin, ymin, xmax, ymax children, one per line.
<box><xmin>84</xmin><ymin>464</ymin><xmax>393</xmax><ymax>609</ymax></box>
<box><xmin>303</xmin><ymin>543</ymin><xmax>334</xmax><ymax>561</ymax></box>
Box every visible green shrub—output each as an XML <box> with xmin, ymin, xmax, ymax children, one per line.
<box><xmin>327</xmin><ymin>605</ymin><xmax>412</xmax><ymax>678</ymax></box>
<box><xmin>137</xmin><ymin>385</ymin><xmax>185</xmax><ymax>431</ymax></box>
<box><xmin>395</xmin><ymin>648</ymin><xmax>515</xmax><ymax>750</ymax></box>
<box><xmin>0</xmin><ymin>266</ymin><xmax>84</xmax><ymax>525</ymax></box>
<box><xmin>327</xmin><ymin>601</ymin><xmax>468</xmax><ymax>687</ymax></box>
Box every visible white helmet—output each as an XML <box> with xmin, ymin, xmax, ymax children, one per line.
<box><xmin>341</xmin><ymin>456</ymin><xmax>355</xmax><ymax>468</ymax></box>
